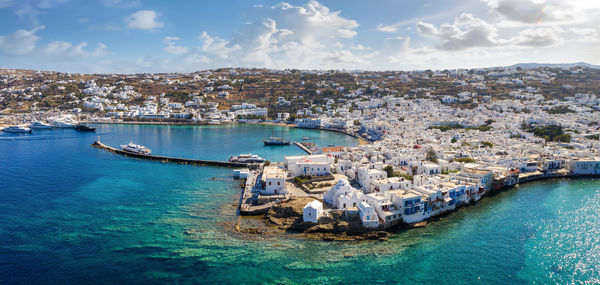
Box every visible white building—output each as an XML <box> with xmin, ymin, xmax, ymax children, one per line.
<box><xmin>261</xmin><ymin>166</ymin><xmax>287</xmax><ymax>195</ymax></box>
<box><xmin>357</xmin><ymin>167</ymin><xmax>387</xmax><ymax>191</ymax></box>
<box><xmin>284</xmin><ymin>154</ymin><xmax>331</xmax><ymax>177</ymax></box>
<box><xmin>358</xmin><ymin>202</ymin><xmax>379</xmax><ymax>228</ymax></box>
<box><xmin>303</xmin><ymin>200</ymin><xmax>323</xmax><ymax>223</ymax></box>
<box><xmin>570</xmin><ymin>158</ymin><xmax>600</xmax><ymax>175</ymax></box>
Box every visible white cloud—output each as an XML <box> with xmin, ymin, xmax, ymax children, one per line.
<box><xmin>42</xmin><ymin>41</ymin><xmax>109</xmax><ymax>57</ymax></box>
<box><xmin>377</xmin><ymin>23</ymin><xmax>397</xmax><ymax>33</ymax></box>
<box><xmin>416</xmin><ymin>13</ymin><xmax>499</xmax><ymax>51</ymax></box>
<box><xmin>0</xmin><ymin>26</ymin><xmax>44</xmax><ymax>55</ymax></box>
<box><xmin>163</xmin><ymin>36</ymin><xmax>189</xmax><ymax>55</ymax></box>
<box><xmin>125</xmin><ymin>10</ymin><xmax>164</xmax><ymax>31</ymax></box>
<box><xmin>510</xmin><ymin>28</ymin><xmax>562</xmax><ymax>47</ymax></box>
<box><xmin>569</xmin><ymin>27</ymin><xmax>599</xmax><ymax>42</ymax></box>
<box><xmin>198</xmin><ymin>32</ymin><xmax>240</xmax><ymax>59</ymax></box>
<box><xmin>482</xmin><ymin>0</ymin><xmax>581</xmax><ymax>25</ymax></box>
<box><xmin>351</xmin><ymin>44</ymin><xmax>370</xmax><ymax>50</ymax></box>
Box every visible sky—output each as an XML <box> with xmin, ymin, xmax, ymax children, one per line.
<box><xmin>0</xmin><ymin>0</ymin><xmax>599</xmax><ymax>73</ymax></box>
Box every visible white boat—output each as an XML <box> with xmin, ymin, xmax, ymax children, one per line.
<box><xmin>2</xmin><ymin>125</ymin><xmax>32</xmax><ymax>133</ymax></box>
<box><xmin>29</xmin><ymin>121</ymin><xmax>52</xmax><ymax>129</ymax></box>
<box><xmin>229</xmin><ymin>154</ymin><xmax>265</xmax><ymax>163</ymax></box>
<box><xmin>120</xmin><ymin>141</ymin><xmax>151</xmax><ymax>155</ymax></box>
<box><xmin>49</xmin><ymin>120</ymin><xmax>76</xmax><ymax>128</ymax></box>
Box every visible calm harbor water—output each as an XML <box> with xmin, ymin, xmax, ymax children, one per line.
<box><xmin>1</xmin><ymin>124</ymin><xmax>599</xmax><ymax>284</ymax></box>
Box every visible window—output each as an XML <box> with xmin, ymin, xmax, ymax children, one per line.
<box><xmin>269</xmin><ymin>181</ymin><xmax>271</xmax><ymax>185</ymax></box>
<box><xmin>277</xmin><ymin>182</ymin><xmax>280</xmax><ymax>185</ymax></box>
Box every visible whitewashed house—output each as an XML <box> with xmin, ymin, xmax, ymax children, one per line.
<box><xmin>303</xmin><ymin>200</ymin><xmax>323</xmax><ymax>223</ymax></box>
<box><xmin>261</xmin><ymin>166</ymin><xmax>287</xmax><ymax>195</ymax></box>
<box><xmin>358</xmin><ymin>202</ymin><xmax>379</xmax><ymax>228</ymax></box>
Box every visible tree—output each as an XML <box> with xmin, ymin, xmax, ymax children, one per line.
<box><xmin>451</xmin><ymin>137</ymin><xmax>457</xmax><ymax>143</ymax></box>
<box><xmin>353</xmin><ymin>120</ymin><xmax>361</xmax><ymax>126</ymax></box>
<box><xmin>484</xmin><ymin>119</ymin><xmax>494</xmax><ymax>125</ymax></box>
<box><xmin>426</xmin><ymin>148</ymin><xmax>438</xmax><ymax>163</ymax></box>
<box><xmin>383</xmin><ymin>165</ymin><xmax>394</xmax><ymax>177</ymax></box>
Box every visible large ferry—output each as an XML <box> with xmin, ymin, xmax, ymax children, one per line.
<box><xmin>263</xmin><ymin>136</ymin><xmax>291</xmax><ymax>145</ymax></box>
<box><xmin>29</xmin><ymin>121</ymin><xmax>52</xmax><ymax>129</ymax></box>
<box><xmin>120</xmin><ymin>141</ymin><xmax>151</xmax><ymax>155</ymax></box>
<box><xmin>2</xmin><ymin>126</ymin><xmax>32</xmax><ymax>133</ymax></box>
<box><xmin>229</xmin><ymin>154</ymin><xmax>265</xmax><ymax>163</ymax></box>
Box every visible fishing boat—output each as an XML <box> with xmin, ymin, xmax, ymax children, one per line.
<box><xmin>2</xmin><ymin>126</ymin><xmax>32</xmax><ymax>133</ymax></box>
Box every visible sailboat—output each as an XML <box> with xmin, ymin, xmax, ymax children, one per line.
<box><xmin>263</xmin><ymin>127</ymin><xmax>290</xmax><ymax>145</ymax></box>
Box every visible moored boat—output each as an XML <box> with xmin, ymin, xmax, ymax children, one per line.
<box><xmin>74</xmin><ymin>124</ymin><xmax>96</xmax><ymax>132</ymax></box>
<box><xmin>263</xmin><ymin>136</ymin><xmax>290</xmax><ymax>145</ymax></box>
<box><xmin>29</xmin><ymin>121</ymin><xmax>52</xmax><ymax>129</ymax></box>
<box><xmin>229</xmin><ymin>154</ymin><xmax>265</xmax><ymax>163</ymax></box>
<box><xmin>2</xmin><ymin>125</ymin><xmax>32</xmax><ymax>133</ymax></box>
<box><xmin>49</xmin><ymin>120</ymin><xmax>76</xmax><ymax>128</ymax></box>
<box><xmin>120</xmin><ymin>141</ymin><xmax>151</xmax><ymax>155</ymax></box>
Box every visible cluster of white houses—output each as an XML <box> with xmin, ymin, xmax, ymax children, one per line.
<box><xmin>255</xmin><ymin>147</ymin><xmax>600</xmax><ymax>229</ymax></box>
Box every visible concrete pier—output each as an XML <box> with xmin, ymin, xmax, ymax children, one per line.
<box><xmin>92</xmin><ymin>140</ymin><xmax>262</xmax><ymax>169</ymax></box>
<box><xmin>294</xmin><ymin>141</ymin><xmax>313</xmax><ymax>154</ymax></box>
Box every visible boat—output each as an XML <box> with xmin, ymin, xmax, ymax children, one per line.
<box><xmin>120</xmin><ymin>141</ymin><xmax>151</xmax><ymax>155</ymax></box>
<box><xmin>49</xmin><ymin>120</ymin><xmax>76</xmax><ymax>128</ymax></box>
<box><xmin>74</xmin><ymin>124</ymin><xmax>96</xmax><ymax>132</ymax></box>
<box><xmin>229</xmin><ymin>154</ymin><xmax>265</xmax><ymax>163</ymax></box>
<box><xmin>2</xmin><ymin>126</ymin><xmax>32</xmax><ymax>133</ymax></box>
<box><xmin>301</xmin><ymin>137</ymin><xmax>310</xmax><ymax>140</ymax></box>
<box><xmin>263</xmin><ymin>136</ymin><xmax>291</xmax><ymax>145</ymax></box>
<box><xmin>29</xmin><ymin>121</ymin><xmax>52</xmax><ymax>129</ymax></box>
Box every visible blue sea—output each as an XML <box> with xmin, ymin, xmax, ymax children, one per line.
<box><xmin>1</xmin><ymin>124</ymin><xmax>599</xmax><ymax>284</ymax></box>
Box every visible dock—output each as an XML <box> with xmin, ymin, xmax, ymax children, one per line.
<box><xmin>294</xmin><ymin>141</ymin><xmax>313</xmax><ymax>154</ymax></box>
<box><xmin>92</xmin><ymin>140</ymin><xmax>262</xmax><ymax>169</ymax></box>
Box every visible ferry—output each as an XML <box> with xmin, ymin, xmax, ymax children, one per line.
<box><xmin>229</xmin><ymin>154</ymin><xmax>265</xmax><ymax>163</ymax></box>
<box><xmin>2</xmin><ymin>126</ymin><xmax>32</xmax><ymax>133</ymax></box>
<box><xmin>120</xmin><ymin>141</ymin><xmax>151</xmax><ymax>155</ymax></box>
<box><xmin>263</xmin><ymin>136</ymin><xmax>290</xmax><ymax>145</ymax></box>
<box><xmin>29</xmin><ymin>121</ymin><xmax>52</xmax><ymax>129</ymax></box>
<box><xmin>74</xmin><ymin>124</ymin><xmax>96</xmax><ymax>132</ymax></box>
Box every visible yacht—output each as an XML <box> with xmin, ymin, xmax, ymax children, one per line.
<box><xmin>120</xmin><ymin>141</ymin><xmax>151</xmax><ymax>155</ymax></box>
<box><xmin>29</xmin><ymin>121</ymin><xmax>52</xmax><ymax>129</ymax></box>
<box><xmin>74</xmin><ymin>124</ymin><xmax>96</xmax><ymax>132</ymax></box>
<box><xmin>229</xmin><ymin>154</ymin><xmax>265</xmax><ymax>163</ymax></box>
<box><xmin>2</xmin><ymin>126</ymin><xmax>32</xmax><ymax>133</ymax></box>
<box><xmin>49</xmin><ymin>120</ymin><xmax>76</xmax><ymax>128</ymax></box>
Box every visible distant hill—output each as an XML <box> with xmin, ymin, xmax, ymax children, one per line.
<box><xmin>507</xmin><ymin>62</ymin><xmax>600</xmax><ymax>69</ymax></box>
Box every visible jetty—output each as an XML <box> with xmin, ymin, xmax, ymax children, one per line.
<box><xmin>294</xmin><ymin>141</ymin><xmax>313</xmax><ymax>154</ymax></box>
<box><xmin>92</xmin><ymin>140</ymin><xmax>262</xmax><ymax>169</ymax></box>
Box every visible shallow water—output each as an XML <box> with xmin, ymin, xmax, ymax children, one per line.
<box><xmin>1</xmin><ymin>124</ymin><xmax>599</xmax><ymax>284</ymax></box>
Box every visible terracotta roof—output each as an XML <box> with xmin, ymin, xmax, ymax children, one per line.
<box><xmin>321</xmin><ymin>146</ymin><xmax>346</xmax><ymax>153</ymax></box>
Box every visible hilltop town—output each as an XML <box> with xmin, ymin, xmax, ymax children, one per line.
<box><xmin>2</xmin><ymin>65</ymin><xmax>600</xmax><ymax>238</ymax></box>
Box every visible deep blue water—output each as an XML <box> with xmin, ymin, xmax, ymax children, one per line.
<box><xmin>1</xmin><ymin>124</ymin><xmax>599</xmax><ymax>284</ymax></box>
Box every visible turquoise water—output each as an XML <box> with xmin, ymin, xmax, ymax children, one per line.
<box><xmin>1</xmin><ymin>124</ymin><xmax>599</xmax><ymax>284</ymax></box>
